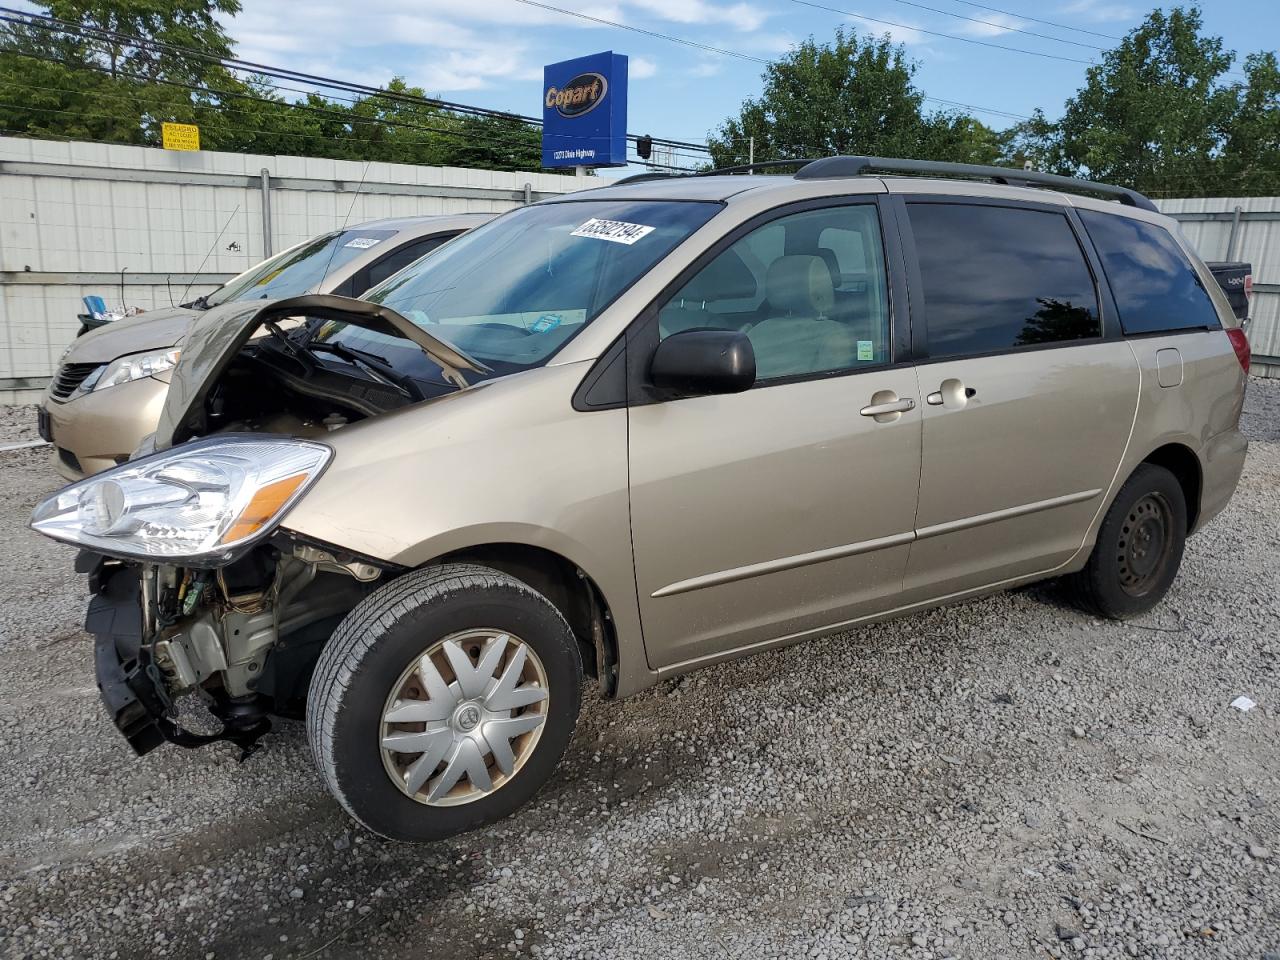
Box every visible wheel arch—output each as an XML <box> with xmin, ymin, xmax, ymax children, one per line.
<box><xmin>426</xmin><ymin>541</ymin><xmax>624</xmax><ymax>697</ymax></box>
<box><xmin>1138</xmin><ymin>441</ymin><xmax>1203</xmax><ymax>534</ymax></box>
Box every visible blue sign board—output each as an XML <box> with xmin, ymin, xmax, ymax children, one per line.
<box><xmin>542</xmin><ymin>51</ymin><xmax>628</xmax><ymax>168</ymax></box>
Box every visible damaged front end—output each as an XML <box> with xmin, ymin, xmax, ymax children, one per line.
<box><xmin>82</xmin><ymin>535</ymin><xmax>393</xmax><ymax>757</ymax></box>
<box><xmin>32</xmin><ymin>295</ymin><xmax>484</xmax><ymax>756</ymax></box>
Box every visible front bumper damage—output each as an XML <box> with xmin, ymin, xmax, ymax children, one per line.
<box><xmin>81</xmin><ymin>536</ymin><xmax>393</xmax><ymax>759</ymax></box>
<box><xmin>86</xmin><ymin>555</ymin><xmax>274</xmax><ymax>758</ymax></box>
<box><xmin>85</xmin><ymin>554</ymin><xmax>167</xmax><ymax>755</ymax></box>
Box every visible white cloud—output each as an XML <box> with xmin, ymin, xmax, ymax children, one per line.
<box><xmin>955</xmin><ymin>11</ymin><xmax>1026</xmax><ymax>38</ymax></box>
<box><xmin>858</xmin><ymin>16</ymin><xmax>927</xmax><ymax>46</ymax></box>
<box><xmin>629</xmin><ymin>56</ymin><xmax>658</xmax><ymax>79</ymax></box>
<box><xmin>624</xmin><ymin>0</ymin><xmax>769</xmax><ymax>32</ymax></box>
<box><xmin>739</xmin><ymin>31</ymin><xmax>802</xmax><ymax>55</ymax></box>
<box><xmin>1058</xmin><ymin>0</ymin><xmax>1135</xmax><ymax>23</ymax></box>
<box><xmin>227</xmin><ymin>0</ymin><xmax>777</xmax><ymax>95</ymax></box>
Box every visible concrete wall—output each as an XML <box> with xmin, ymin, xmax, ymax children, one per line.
<box><xmin>0</xmin><ymin>137</ymin><xmax>587</xmax><ymax>394</ymax></box>
<box><xmin>1157</xmin><ymin>197</ymin><xmax>1280</xmax><ymax>377</ymax></box>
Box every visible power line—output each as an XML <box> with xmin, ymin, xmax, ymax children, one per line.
<box><xmin>937</xmin><ymin>1</ymin><xmax>1250</xmax><ymax>84</ymax></box>
<box><xmin>0</xmin><ymin>7</ymin><xmax>541</xmax><ymax>125</ymax></box>
<box><xmin>508</xmin><ymin>0</ymin><xmax>1038</xmax><ymax>122</ymax></box>
<box><xmin>0</xmin><ymin>6</ymin><xmax>713</xmax><ymax>154</ymax></box>
<box><xmin>941</xmin><ymin>0</ymin><xmax>1123</xmax><ymax>41</ymax></box>
<box><xmin>785</xmin><ymin>0</ymin><xmax>1096</xmax><ymax>65</ymax></box>
<box><xmin>0</xmin><ymin>56</ymin><xmax>703</xmax><ymax>170</ymax></box>
<box><xmin>0</xmin><ymin>54</ymin><xmax>550</xmax><ymax>154</ymax></box>
<box><xmin>509</xmin><ymin>0</ymin><xmax>771</xmax><ymax>64</ymax></box>
<box><xmin>923</xmin><ymin>96</ymin><xmax>1029</xmax><ymax>121</ymax></box>
<box><xmin>877</xmin><ymin>0</ymin><xmax>1104</xmax><ymax>50</ymax></box>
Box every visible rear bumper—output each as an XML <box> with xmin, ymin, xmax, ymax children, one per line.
<box><xmin>42</xmin><ymin>376</ymin><xmax>169</xmax><ymax>480</ymax></box>
<box><xmin>1194</xmin><ymin>427</ymin><xmax>1248</xmax><ymax>534</ymax></box>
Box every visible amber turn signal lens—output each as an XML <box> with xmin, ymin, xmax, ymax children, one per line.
<box><xmin>219</xmin><ymin>473</ymin><xmax>307</xmax><ymax>545</ymax></box>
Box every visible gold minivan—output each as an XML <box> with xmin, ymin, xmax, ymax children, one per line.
<box><xmin>32</xmin><ymin>157</ymin><xmax>1250</xmax><ymax>842</ymax></box>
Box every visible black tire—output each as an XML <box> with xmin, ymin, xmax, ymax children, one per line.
<box><xmin>306</xmin><ymin>563</ymin><xmax>582</xmax><ymax>842</ymax></box>
<box><xmin>1067</xmin><ymin>463</ymin><xmax>1187</xmax><ymax>620</ymax></box>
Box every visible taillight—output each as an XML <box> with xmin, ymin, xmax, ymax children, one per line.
<box><xmin>1244</xmin><ymin>273</ymin><xmax>1253</xmax><ymax>301</ymax></box>
<box><xmin>1226</xmin><ymin>327</ymin><xmax>1251</xmax><ymax>374</ymax></box>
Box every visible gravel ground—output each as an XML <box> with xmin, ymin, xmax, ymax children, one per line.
<box><xmin>1</xmin><ymin>383</ymin><xmax>1277</xmax><ymax>960</ymax></box>
<box><xmin>0</xmin><ymin>404</ymin><xmax>41</xmax><ymax>446</ymax></box>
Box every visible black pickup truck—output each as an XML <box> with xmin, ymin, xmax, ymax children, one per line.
<box><xmin>1207</xmin><ymin>261</ymin><xmax>1252</xmax><ymax>327</ymax></box>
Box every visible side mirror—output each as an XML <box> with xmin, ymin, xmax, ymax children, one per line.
<box><xmin>649</xmin><ymin>329</ymin><xmax>756</xmax><ymax>396</ymax></box>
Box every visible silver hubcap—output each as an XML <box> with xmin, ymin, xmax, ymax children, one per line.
<box><xmin>380</xmin><ymin>629</ymin><xmax>550</xmax><ymax>807</ymax></box>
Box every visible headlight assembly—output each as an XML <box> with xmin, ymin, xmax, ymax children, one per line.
<box><xmin>85</xmin><ymin>347</ymin><xmax>181</xmax><ymax>393</ymax></box>
<box><xmin>30</xmin><ymin>437</ymin><xmax>331</xmax><ymax>565</ymax></box>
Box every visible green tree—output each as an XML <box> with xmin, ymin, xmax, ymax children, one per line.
<box><xmin>1050</xmin><ymin>6</ymin><xmax>1238</xmax><ymax>197</ymax></box>
<box><xmin>996</xmin><ymin>109</ymin><xmax>1064</xmax><ymax>173</ymax></box>
<box><xmin>1219</xmin><ymin>51</ymin><xmax>1280</xmax><ymax>196</ymax></box>
<box><xmin>0</xmin><ymin>0</ymin><xmax>244</xmax><ymax>146</ymax></box>
<box><xmin>707</xmin><ymin>27</ymin><xmax>998</xmax><ymax>167</ymax></box>
<box><xmin>0</xmin><ymin>3</ymin><xmax>547</xmax><ymax>171</ymax></box>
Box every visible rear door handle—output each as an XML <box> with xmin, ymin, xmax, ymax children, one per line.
<box><xmin>860</xmin><ymin>397</ymin><xmax>915</xmax><ymax>417</ymax></box>
<box><xmin>926</xmin><ymin>379</ymin><xmax>977</xmax><ymax>407</ymax></box>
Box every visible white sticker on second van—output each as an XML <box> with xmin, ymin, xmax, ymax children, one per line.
<box><xmin>571</xmin><ymin>218</ymin><xmax>655</xmax><ymax>245</ymax></box>
<box><xmin>344</xmin><ymin>237</ymin><xmax>383</xmax><ymax>249</ymax></box>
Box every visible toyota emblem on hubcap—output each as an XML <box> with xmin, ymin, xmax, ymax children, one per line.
<box><xmin>455</xmin><ymin>705</ymin><xmax>481</xmax><ymax>732</ymax></box>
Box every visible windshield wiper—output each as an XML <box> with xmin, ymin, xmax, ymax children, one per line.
<box><xmin>305</xmin><ymin>340</ymin><xmax>425</xmax><ymax>401</ymax></box>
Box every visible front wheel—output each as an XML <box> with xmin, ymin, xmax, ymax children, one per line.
<box><xmin>1067</xmin><ymin>463</ymin><xmax>1188</xmax><ymax>620</ymax></box>
<box><xmin>307</xmin><ymin>563</ymin><xmax>582</xmax><ymax>842</ymax></box>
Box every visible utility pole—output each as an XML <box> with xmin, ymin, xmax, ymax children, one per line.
<box><xmin>748</xmin><ymin>136</ymin><xmax>754</xmax><ymax>173</ymax></box>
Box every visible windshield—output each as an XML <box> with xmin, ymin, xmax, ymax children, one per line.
<box><xmin>205</xmin><ymin>228</ymin><xmax>397</xmax><ymax>306</ymax></box>
<box><xmin>310</xmin><ymin>200</ymin><xmax>720</xmax><ymax>377</ymax></box>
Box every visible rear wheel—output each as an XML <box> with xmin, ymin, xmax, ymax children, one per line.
<box><xmin>307</xmin><ymin>563</ymin><xmax>582</xmax><ymax>842</ymax></box>
<box><xmin>1067</xmin><ymin>463</ymin><xmax>1187</xmax><ymax>620</ymax></box>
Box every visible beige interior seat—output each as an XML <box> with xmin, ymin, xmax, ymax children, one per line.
<box><xmin>748</xmin><ymin>255</ymin><xmax>857</xmax><ymax>378</ymax></box>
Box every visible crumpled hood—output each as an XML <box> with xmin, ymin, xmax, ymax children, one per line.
<box><xmin>153</xmin><ymin>294</ymin><xmax>490</xmax><ymax>450</ymax></box>
<box><xmin>61</xmin><ymin>305</ymin><xmax>201</xmax><ymax>364</ymax></box>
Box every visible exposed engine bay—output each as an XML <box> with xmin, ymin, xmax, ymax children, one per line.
<box><xmin>161</xmin><ymin>294</ymin><xmax>490</xmax><ymax>448</ymax></box>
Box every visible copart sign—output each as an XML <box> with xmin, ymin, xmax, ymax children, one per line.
<box><xmin>541</xmin><ymin>51</ymin><xmax>628</xmax><ymax>168</ymax></box>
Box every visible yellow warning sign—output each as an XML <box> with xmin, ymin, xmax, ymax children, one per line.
<box><xmin>162</xmin><ymin>122</ymin><xmax>200</xmax><ymax>151</ymax></box>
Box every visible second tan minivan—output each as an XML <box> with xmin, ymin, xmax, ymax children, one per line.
<box><xmin>32</xmin><ymin>157</ymin><xmax>1249</xmax><ymax>842</ymax></box>
<box><xmin>38</xmin><ymin>214</ymin><xmax>489</xmax><ymax>480</ymax></box>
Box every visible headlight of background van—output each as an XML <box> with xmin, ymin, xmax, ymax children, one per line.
<box><xmin>80</xmin><ymin>347</ymin><xmax>181</xmax><ymax>393</ymax></box>
<box><xmin>30</xmin><ymin>438</ymin><xmax>331</xmax><ymax>565</ymax></box>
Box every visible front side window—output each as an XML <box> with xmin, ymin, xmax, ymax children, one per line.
<box><xmin>1078</xmin><ymin>210</ymin><xmax>1221</xmax><ymax>335</ymax></box>
<box><xmin>319</xmin><ymin>200</ymin><xmax>718</xmax><ymax>376</ymax></box>
<box><xmin>657</xmin><ymin>205</ymin><xmax>891</xmax><ymax>381</ymax></box>
<box><xmin>206</xmin><ymin>229</ymin><xmax>397</xmax><ymax>306</ymax></box>
<box><xmin>907</xmin><ymin>203</ymin><xmax>1100</xmax><ymax>359</ymax></box>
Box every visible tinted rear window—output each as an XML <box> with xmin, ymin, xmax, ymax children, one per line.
<box><xmin>907</xmin><ymin>203</ymin><xmax>1100</xmax><ymax>359</ymax></box>
<box><xmin>1079</xmin><ymin>211</ymin><xmax>1221</xmax><ymax>335</ymax></box>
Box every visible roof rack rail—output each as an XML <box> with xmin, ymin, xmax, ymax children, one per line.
<box><xmin>610</xmin><ymin>171</ymin><xmax>679</xmax><ymax>186</ymax></box>
<box><xmin>794</xmin><ymin>156</ymin><xmax>1158</xmax><ymax>212</ymax></box>
<box><xmin>693</xmin><ymin>158</ymin><xmax>818</xmax><ymax>177</ymax></box>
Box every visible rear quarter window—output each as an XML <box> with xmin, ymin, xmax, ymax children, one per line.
<box><xmin>1078</xmin><ymin>211</ymin><xmax>1221</xmax><ymax>335</ymax></box>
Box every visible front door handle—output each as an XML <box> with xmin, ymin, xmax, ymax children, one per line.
<box><xmin>859</xmin><ymin>393</ymin><xmax>915</xmax><ymax>422</ymax></box>
<box><xmin>860</xmin><ymin>398</ymin><xmax>915</xmax><ymax>416</ymax></box>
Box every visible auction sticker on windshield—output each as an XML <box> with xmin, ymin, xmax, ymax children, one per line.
<box><xmin>344</xmin><ymin>237</ymin><xmax>383</xmax><ymax>249</ymax></box>
<box><xmin>570</xmin><ymin>218</ymin><xmax>655</xmax><ymax>245</ymax></box>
